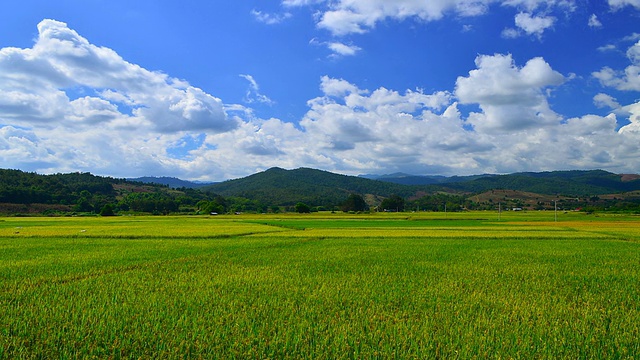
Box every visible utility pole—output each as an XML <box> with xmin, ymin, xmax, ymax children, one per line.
<box><xmin>498</xmin><ymin>202</ymin><xmax>501</xmax><ymax>221</ymax></box>
<box><xmin>554</xmin><ymin>200</ymin><xmax>557</xmax><ymax>222</ymax></box>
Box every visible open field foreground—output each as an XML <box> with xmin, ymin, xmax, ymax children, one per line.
<box><xmin>1</xmin><ymin>212</ymin><xmax>639</xmax><ymax>358</ymax></box>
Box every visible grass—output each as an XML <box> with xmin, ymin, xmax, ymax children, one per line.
<box><xmin>1</xmin><ymin>212</ymin><xmax>639</xmax><ymax>358</ymax></box>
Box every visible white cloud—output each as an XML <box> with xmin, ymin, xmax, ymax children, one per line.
<box><xmin>327</xmin><ymin>42</ymin><xmax>362</xmax><ymax>56</ymax></box>
<box><xmin>501</xmin><ymin>27</ymin><xmax>521</xmax><ymax>38</ymax></box>
<box><xmin>627</xmin><ymin>40</ymin><xmax>640</xmax><ymax>64</ymax></box>
<box><xmin>593</xmin><ymin>93</ymin><xmax>620</xmax><ymax>109</ymax></box>
<box><xmin>622</xmin><ymin>33</ymin><xmax>640</xmax><ymax>42</ymax></box>
<box><xmin>251</xmin><ymin>10</ymin><xmax>292</xmax><ymax>25</ymax></box>
<box><xmin>299</xmin><ymin>79</ymin><xmax>483</xmax><ymax>172</ymax></box>
<box><xmin>291</xmin><ymin>0</ymin><xmax>575</xmax><ymax>36</ymax></box>
<box><xmin>608</xmin><ymin>0</ymin><xmax>640</xmax><ymax>9</ymax></box>
<box><xmin>0</xmin><ymin>19</ymin><xmax>237</xmax><ymax>134</ymax></box>
<box><xmin>514</xmin><ymin>12</ymin><xmax>555</xmax><ymax>38</ymax></box>
<box><xmin>597</xmin><ymin>44</ymin><xmax>617</xmax><ymax>52</ymax></box>
<box><xmin>4</xmin><ymin>19</ymin><xmax>640</xmax><ymax>180</ymax></box>
<box><xmin>282</xmin><ymin>0</ymin><xmax>323</xmax><ymax>6</ymax></box>
<box><xmin>588</xmin><ymin>14</ymin><xmax>602</xmax><ymax>28</ymax></box>
<box><xmin>593</xmin><ymin>41</ymin><xmax>640</xmax><ymax>91</ymax></box>
<box><xmin>455</xmin><ymin>54</ymin><xmax>565</xmax><ymax>132</ymax></box>
<box><xmin>320</xmin><ymin>76</ymin><xmax>365</xmax><ymax>97</ymax></box>
<box><xmin>618</xmin><ymin>102</ymin><xmax>640</xmax><ymax>133</ymax></box>
<box><xmin>0</xmin><ymin>19</ymin><xmax>240</xmax><ymax>178</ymax></box>
<box><xmin>239</xmin><ymin>74</ymin><xmax>275</xmax><ymax>105</ymax></box>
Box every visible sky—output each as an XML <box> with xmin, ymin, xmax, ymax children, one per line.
<box><xmin>0</xmin><ymin>1</ymin><xmax>639</xmax><ymax>181</ymax></box>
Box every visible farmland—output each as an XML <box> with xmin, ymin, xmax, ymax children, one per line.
<box><xmin>1</xmin><ymin>212</ymin><xmax>639</xmax><ymax>358</ymax></box>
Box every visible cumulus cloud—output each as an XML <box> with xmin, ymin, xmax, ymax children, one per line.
<box><xmin>3</xmin><ymin>19</ymin><xmax>640</xmax><ymax>180</ymax></box>
<box><xmin>320</xmin><ymin>76</ymin><xmax>365</xmax><ymax>97</ymax></box>
<box><xmin>299</xmin><ymin>79</ymin><xmax>484</xmax><ymax>172</ymax></box>
<box><xmin>0</xmin><ymin>19</ymin><xmax>237</xmax><ymax>135</ymax></box>
<box><xmin>501</xmin><ymin>27</ymin><xmax>521</xmax><ymax>39</ymax></box>
<box><xmin>455</xmin><ymin>54</ymin><xmax>565</xmax><ymax>132</ymax></box>
<box><xmin>514</xmin><ymin>12</ymin><xmax>555</xmax><ymax>38</ymax></box>
<box><xmin>588</xmin><ymin>14</ymin><xmax>602</xmax><ymax>28</ymax></box>
<box><xmin>593</xmin><ymin>93</ymin><xmax>620</xmax><ymax>109</ymax></box>
<box><xmin>608</xmin><ymin>0</ymin><xmax>640</xmax><ymax>9</ymax></box>
<box><xmin>327</xmin><ymin>42</ymin><xmax>362</xmax><ymax>57</ymax></box>
<box><xmin>284</xmin><ymin>0</ymin><xmax>576</xmax><ymax>36</ymax></box>
<box><xmin>0</xmin><ymin>19</ymin><xmax>240</xmax><ymax>178</ymax></box>
<box><xmin>593</xmin><ymin>41</ymin><xmax>640</xmax><ymax>91</ymax></box>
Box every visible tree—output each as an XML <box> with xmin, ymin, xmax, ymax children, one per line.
<box><xmin>100</xmin><ymin>204</ymin><xmax>115</xmax><ymax>216</ymax></box>
<box><xmin>295</xmin><ymin>202</ymin><xmax>311</xmax><ymax>213</ymax></box>
<box><xmin>341</xmin><ymin>193</ymin><xmax>367</xmax><ymax>212</ymax></box>
<box><xmin>380</xmin><ymin>194</ymin><xmax>404</xmax><ymax>212</ymax></box>
<box><xmin>73</xmin><ymin>197</ymin><xmax>94</xmax><ymax>213</ymax></box>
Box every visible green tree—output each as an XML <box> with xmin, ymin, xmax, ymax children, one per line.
<box><xmin>99</xmin><ymin>204</ymin><xmax>115</xmax><ymax>216</ymax></box>
<box><xmin>73</xmin><ymin>198</ymin><xmax>94</xmax><ymax>213</ymax></box>
<box><xmin>341</xmin><ymin>193</ymin><xmax>368</xmax><ymax>212</ymax></box>
<box><xmin>380</xmin><ymin>194</ymin><xmax>405</xmax><ymax>212</ymax></box>
<box><xmin>295</xmin><ymin>202</ymin><xmax>311</xmax><ymax>213</ymax></box>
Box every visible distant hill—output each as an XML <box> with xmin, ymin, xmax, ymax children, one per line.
<box><xmin>3</xmin><ymin>167</ymin><xmax>640</xmax><ymax>214</ymax></box>
<box><xmin>128</xmin><ymin>176</ymin><xmax>214</xmax><ymax>189</ymax></box>
<box><xmin>202</xmin><ymin>167</ymin><xmax>434</xmax><ymax>207</ymax></box>
<box><xmin>0</xmin><ymin>169</ymin><xmax>215</xmax><ymax>215</ymax></box>
<box><xmin>203</xmin><ymin>167</ymin><xmax>640</xmax><ymax>207</ymax></box>
<box><xmin>445</xmin><ymin>170</ymin><xmax>640</xmax><ymax>195</ymax></box>
<box><xmin>362</xmin><ymin>173</ymin><xmax>491</xmax><ymax>186</ymax></box>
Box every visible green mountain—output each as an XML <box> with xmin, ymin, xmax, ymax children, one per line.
<box><xmin>0</xmin><ymin>169</ymin><xmax>215</xmax><ymax>215</ymax></box>
<box><xmin>128</xmin><ymin>176</ymin><xmax>214</xmax><ymax>189</ymax></box>
<box><xmin>203</xmin><ymin>167</ymin><xmax>640</xmax><ymax>208</ymax></box>
<box><xmin>3</xmin><ymin>167</ymin><xmax>640</xmax><ymax>215</ymax></box>
<box><xmin>445</xmin><ymin>170</ymin><xmax>640</xmax><ymax>195</ymax></box>
<box><xmin>202</xmin><ymin>167</ymin><xmax>432</xmax><ymax>207</ymax></box>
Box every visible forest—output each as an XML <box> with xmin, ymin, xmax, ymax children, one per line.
<box><xmin>2</xmin><ymin>168</ymin><xmax>640</xmax><ymax>215</ymax></box>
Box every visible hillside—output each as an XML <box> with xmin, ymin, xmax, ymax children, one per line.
<box><xmin>3</xmin><ymin>167</ymin><xmax>640</xmax><ymax>214</ymax></box>
<box><xmin>0</xmin><ymin>169</ymin><xmax>214</xmax><ymax>215</ymax></box>
<box><xmin>128</xmin><ymin>176</ymin><xmax>214</xmax><ymax>189</ymax></box>
<box><xmin>202</xmin><ymin>167</ymin><xmax>435</xmax><ymax>207</ymax></box>
<box><xmin>444</xmin><ymin>170</ymin><xmax>640</xmax><ymax>195</ymax></box>
<box><xmin>362</xmin><ymin>173</ymin><xmax>491</xmax><ymax>186</ymax></box>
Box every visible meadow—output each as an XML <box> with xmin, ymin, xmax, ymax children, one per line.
<box><xmin>1</xmin><ymin>211</ymin><xmax>639</xmax><ymax>358</ymax></box>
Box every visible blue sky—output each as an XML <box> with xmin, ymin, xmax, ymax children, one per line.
<box><xmin>0</xmin><ymin>1</ymin><xmax>639</xmax><ymax>181</ymax></box>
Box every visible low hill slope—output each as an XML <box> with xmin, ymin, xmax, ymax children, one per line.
<box><xmin>202</xmin><ymin>167</ymin><xmax>432</xmax><ymax>207</ymax></box>
<box><xmin>439</xmin><ymin>170</ymin><xmax>640</xmax><ymax>196</ymax></box>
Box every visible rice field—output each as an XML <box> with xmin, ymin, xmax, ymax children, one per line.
<box><xmin>1</xmin><ymin>212</ymin><xmax>639</xmax><ymax>358</ymax></box>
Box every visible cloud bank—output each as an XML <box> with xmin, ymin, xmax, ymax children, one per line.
<box><xmin>1</xmin><ymin>19</ymin><xmax>640</xmax><ymax>180</ymax></box>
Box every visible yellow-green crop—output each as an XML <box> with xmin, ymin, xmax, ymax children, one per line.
<box><xmin>1</xmin><ymin>212</ymin><xmax>638</xmax><ymax>358</ymax></box>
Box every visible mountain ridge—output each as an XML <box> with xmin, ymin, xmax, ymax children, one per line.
<box><xmin>128</xmin><ymin>176</ymin><xmax>215</xmax><ymax>189</ymax></box>
<box><xmin>3</xmin><ymin>167</ymin><xmax>640</xmax><ymax>214</ymax></box>
<box><xmin>202</xmin><ymin>167</ymin><xmax>640</xmax><ymax>207</ymax></box>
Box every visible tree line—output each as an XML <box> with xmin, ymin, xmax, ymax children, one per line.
<box><xmin>3</xmin><ymin>169</ymin><xmax>640</xmax><ymax>216</ymax></box>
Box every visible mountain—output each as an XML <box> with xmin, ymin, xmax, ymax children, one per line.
<box><xmin>203</xmin><ymin>167</ymin><xmax>640</xmax><ymax>207</ymax></box>
<box><xmin>201</xmin><ymin>167</ymin><xmax>435</xmax><ymax>207</ymax></box>
<box><xmin>363</xmin><ymin>173</ymin><xmax>491</xmax><ymax>186</ymax></box>
<box><xmin>361</xmin><ymin>169</ymin><xmax>640</xmax><ymax>195</ymax></box>
<box><xmin>128</xmin><ymin>176</ymin><xmax>214</xmax><ymax>189</ymax></box>
<box><xmin>445</xmin><ymin>170</ymin><xmax>640</xmax><ymax>195</ymax></box>
<box><xmin>3</xmin><ymin>167</ymin><xmax>640</xmax><ymax>215</ymax></box>
<box><xmin>0</xmin><ymin>169</ymin><xmax>218</xmax><ymax>215</ymax></box>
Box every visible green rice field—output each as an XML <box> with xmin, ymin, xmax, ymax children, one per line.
<box><xmin>1</xmin><ymin>212</ymin><xmax>639</xmax><ymax>358</ymax></box>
